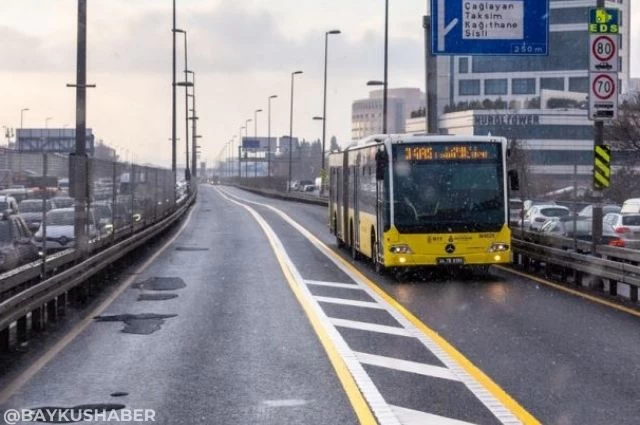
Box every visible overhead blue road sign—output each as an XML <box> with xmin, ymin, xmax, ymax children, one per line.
<box><xmin>431</xmin><ymin>0</ymin><xmax>549</xmax><ymax>55</ymax></box>
<box><xmin>242</xmin><ymin>138</ymin><xmax>261</xmax><ymax>149</ymax></box>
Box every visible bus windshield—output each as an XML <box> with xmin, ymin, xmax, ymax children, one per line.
<box><xmin>392</xmin><ymin>143</ymin><xmax>505</xmax><ymax>233</ymax></box>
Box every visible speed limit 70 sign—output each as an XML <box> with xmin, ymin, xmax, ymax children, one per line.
<box><xmin>589</xmin><ymin>73</ymin><xmax>618</xmax><ymax>121</ymax></box>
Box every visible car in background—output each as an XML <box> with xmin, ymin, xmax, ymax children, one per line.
<box><xmin>33</xmin><ymin>208</ymin><xmax>100</xmax><ymax>252</ymax></box>
<box><xmin>0</xmin><ymin>185</ymin><xmax>32</xmax><ymax>202</ymax></box>
<box><xmin>302</xmin><ymin>183</ymin><xmax>316</xmax><ymax>192</ymax></box>
<box><xmin>603</xmin><ymin>213</ymin><xmax>640</xmax><ymax>249</ymax></box>
<box><xmin>621</xmin><ymin>198</ymin><xmax>640</xmax><ymax>214</ymax></box>
<box><xmin>58</xmin><ymin>178</ymin><xmax>70</xmax><ymax>194</ymax></box>
<box><xmin>297</xmin><ymin>180</ymin><xmax>314</xmax><ymax>192</ymax></box>
<box><xmin>540</xmin><ymin>216</ymin><xmax>626</xmax><ymax>248</ymax></box>
<box><xmin>523</xmin><ymin>204</ymin><xmax>570</xmax><ymax>231</ymax></box>
<box><xmin>18</xmin><ymin>199</ymin><xmax>56</xmax><ymax>232</ymax></box>
<box><xmin>50</xmin><ymin>196</ymin><xmax>75</xmax><ymax>209</ymax></box>
<box><xmin>92</xmin><ymin>202</ymin><xmax>115</xmax><ymax>235</ymax></box>
<box><xmin>577</xmin><ymin>204</ymin><xmax>621</xmax><ymax>218</ymax></box>
<box><xmin>523</xmin><ymin>199</ymin><xmax>556</xmax><ymax>213</ymax></box>
<box><xmin>0</xmin><ymin>195</ymin><xmax>19</xmax><ymax>215</ymax></box>
<box><xmin>509</xmin><ymin>197</ymin><xmax>524</xmax><ymax>226</ymax></box>
<box><xmin>0</xmin><ymin>213</ymin><xmax>39</xmax><ymax>273</ymax></box>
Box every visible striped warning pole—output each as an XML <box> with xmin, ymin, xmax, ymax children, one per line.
<box><xmin>593</xmin><ymin>145</ymin><xmax>611</xmax><ymax>190</ymax></box>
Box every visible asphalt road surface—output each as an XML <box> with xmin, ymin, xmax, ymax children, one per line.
<box><xmin>2</xmin><ymin>185</ymin><xmax>639</xmax><ymax>425</ymax></box>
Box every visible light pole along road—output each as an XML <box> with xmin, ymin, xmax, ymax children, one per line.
<box><xmin>288</xmin><ymin>70</ymin><xmax>303</xmax><ymax>192</ymax></box>
<box><xmin>267</xmin><ymin>95</ymin><xmax>277</xmax><ymax>179</ymax></box>
<box><xmin>320</xmin><ymin>29</ymin><xmax>341</xmax><ymax>187</ymax></box>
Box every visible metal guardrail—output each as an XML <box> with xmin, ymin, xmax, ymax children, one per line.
<box><xmin>0</xmin><ymin>194</ymin><xmax>195</xmax><ymax>339</ymax></box>
<box><xmin>234</xmin><ymin>184</ymin><xmax>329</xmax><ymax>207</ymax></box>
<box><xmin>511</xmin><ymin>228</ymin><xmax>640</xmax><ymax>302</ymax></box>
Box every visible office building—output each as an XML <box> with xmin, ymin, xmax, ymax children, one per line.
<box><xmin>351</xmin><ymin>88</ymin><xmax>425</xmax><ymax>140</ymax></box>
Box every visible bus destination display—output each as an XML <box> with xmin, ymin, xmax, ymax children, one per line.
<box><xmin>399</xmin><ymin>144</ymin><xmax>499</xmax><ymax>162</ymax></box>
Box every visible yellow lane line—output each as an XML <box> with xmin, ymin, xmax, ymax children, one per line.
<box><xmin>495</xmin><ymin>265</ymin><xmax>640</xmax><ymax>319</ymax></box>
<box><xmin>214</xmin><ymin>188</ymin><xmax>377</xmax><ymax>425</ymax></box>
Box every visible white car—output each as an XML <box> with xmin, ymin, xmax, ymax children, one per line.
<box><xmin>33</xmin><ymin>208</ymin><xmax>100</xmax><ymax>251</ymax></box>
<box><xmin>523</xmin><ymin>204</ymin><xmax>570</xmax><ymax>231</ymax></box>
<box><xmin>603</xmin><ymin>213</ymin><xmax>640</xmax><ymax>248</ymax></box>
<box><xmin>0</xmin><ymin>195</ymin><xmax>19</xmax><ymax>215</ymax></box>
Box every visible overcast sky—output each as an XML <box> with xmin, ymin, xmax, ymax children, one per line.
<box><xmin>0</xmin><ymin>1</ymin><xmax>638</xmax><ymax>168</ymax></box>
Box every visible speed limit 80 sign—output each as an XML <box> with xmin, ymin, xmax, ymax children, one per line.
<box><xmin>590</xmin><ymin>34</ymin><xmax>618</xmax><ymax>72</ymax></box>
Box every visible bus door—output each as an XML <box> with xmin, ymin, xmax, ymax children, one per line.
<box><xmin>374</xmin><ymin>145</ymin><xmax>387</xmax><ymax>263</ymax></box>
<box><xmin>353</xmin><ymin>153</ymin><xmax>360</xmax><ymax>249</ymax></box>
<box><xmin>334</xmin><ymin>167</ymin><xmax>342</xmax><ymax>239</ymax></box>
<box><xmin>342</xmin><ymin>152</ymin><xmax>349</xmax><ymax>245</ymax></box>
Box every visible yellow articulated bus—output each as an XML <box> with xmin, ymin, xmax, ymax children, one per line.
<box><xmin>328</xmin><ymin>134</ymin><xmax>519</xmax><ymax>272</ymax></box>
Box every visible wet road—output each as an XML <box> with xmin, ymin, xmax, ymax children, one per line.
<box><xmin>2</xmin><ymin>185</ymin><xmax>640</xmax><ymax>425</ymax></box>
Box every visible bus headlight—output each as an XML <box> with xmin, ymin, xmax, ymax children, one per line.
<box><xmin>390</xmin><ymin>244</ymin><xmax>413</xmax><ymax>254</ymax></box>
<box><xmin>488</xmin><ymin>243</ymin><xmax>509</xmax><ymax>253</ymax></box>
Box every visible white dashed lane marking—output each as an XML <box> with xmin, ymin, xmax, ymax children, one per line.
<box><xmin>305</xmin><ymin>279</ymin><xmax>361</xmax><ymax>289</ymax></box>
<box><xmin>355</xmin><ymin>352</ymin><xmax>460</xmax><ymax>382</ymax></box>
<box><xmin>331</xmin><ymin>318</ymin><xmax>412</xmax><ymax>337</ymax></box>
<box><xmin>314</xmin><ymin>296</ymin><xmax>387</xmax><ymax>310</ymax></box>
<box><xmin>391</xmin><ymin>405</ymin><xmax>480</xmax><ymax>425</ymax></box>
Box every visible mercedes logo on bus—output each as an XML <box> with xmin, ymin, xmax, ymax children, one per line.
<box><xmin>445</xmin><ymin>244</ymin><xmax>456</xmax><ymax>254</ymax></box>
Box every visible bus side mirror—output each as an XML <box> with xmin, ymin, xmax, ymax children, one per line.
<box><xmin>508</xmin><ymin>170</ymin><xmax>520</xmax><ymax>191</ymax></box>
<box><xmin>375</xmin><ymin>149</ymin><xmax>388</xmax><ymax>181</ymax></box>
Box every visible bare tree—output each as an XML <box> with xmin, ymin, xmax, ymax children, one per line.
<box><xmin>606</xmin><ymin>92</ymin><xmax>640</xmax><ymax>151</ymax></box>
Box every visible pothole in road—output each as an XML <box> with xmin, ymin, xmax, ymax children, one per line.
<box><xmin>133</xmin><ymin>277</ymin><xmax>186</xmax><ymax>291</ymax></box>
<box><xmin>137</xmin><ymin>293</ymin><xmax>179</xmax><ymax>302</ymax></box>
<box><xmin>110</xmin><ymin>392</ymin><xmax>129</xmax><ymax>398</ymax></box>
<box><xmin>94</xmin><ymin>314</ymin><xmax>178</xmax><ymax>335</ymax></box>
<box><xmin>175</xmin><ymin>246</ymin><xmax>209</xmax><ymax>252</ymax></box>
<box><xmin>26</xmin><ymin>404</ymin><xmax>125</xmax><ymax>423</ymax></box>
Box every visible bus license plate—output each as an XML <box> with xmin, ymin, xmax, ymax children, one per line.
<box><xmin>437</xmin><ymin>257</ymin><xmax>465</xmax><ymax>265</ymax></box>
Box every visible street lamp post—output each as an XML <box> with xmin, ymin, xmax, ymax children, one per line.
<box><xmin>244</xmin><ymin>120</ymin><xmax>251</xmax><ymax>178</ymax></box>
<box><xmin>382</xmin><ymin>0</ymin><xmax>389</xmax><ymax>134</ymax></box>
<box><xmin>187</xmin><ymin>70</ymin><xmax>198</xmax><ymax>179</ymax></box>
<box><xmin>171</xmin><ymin>0</ymin><xmax>177</xmax><ymax>175</ymax></box>
<box><xmin>254</xmin><ymin>109</ymin><xmax>263</xmax><ymax>178</ymax></box>
<box><xmin>321</xmin><ymin>30</ymin><xmax>341</xmax><ymax>176</ymax></box>
<box><xmin>254</xmin><ymin>109</ymin><xmax>263</xmax><ymax>137</ymax></box>
<box><xmin>173</xmin><ymin>28</ymin><xmax>191</xmax><ymax>181</ymax></box>
<box><xmin>267</xmin><ymin>95</ymin><xmax>277</xmax><ymax>179</ymax></box>
<box><xmin>20</xmin><ymin>108</ymin><xmax>29</xmax><ymax>129</ymax></box>
<box><xmin>238</xmin><ymin>126</ymin><xmax>245</xmax><ymax>178</ymax></box>
<box><xmin>288</xmin><ymin>70</ymin><xmax>303</xmax><ymax>192</ymax></box>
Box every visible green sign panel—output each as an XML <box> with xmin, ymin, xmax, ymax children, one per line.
<box><xmin>589</xmin><ymin>8</ymin><xmax>620</xmax><ymax>34</ymax></box>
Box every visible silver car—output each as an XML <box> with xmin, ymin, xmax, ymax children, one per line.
<box><xmin>33</xmin><ymin>208</ymin><xmax>100</xmax><ymax>251</ymax></box>
<box><xmin>18</xmin><ymin>199</ymin><xmax>55</xmax><ymax>232</ymax></box>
